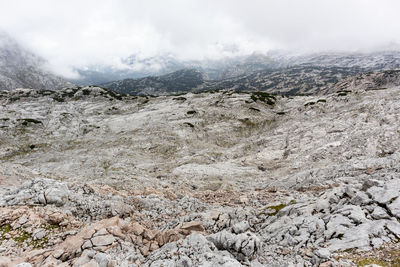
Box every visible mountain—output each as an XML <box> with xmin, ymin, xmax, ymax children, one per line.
<box><xmin>101</xmin><ymin>68</ymin><xmax>206</xmax><ymax>95</ymax></box>
<box><xmin>72</xmin><ymin>53</ymin><xmax>278</xmax><ymax>86</ymax></box>
<box><xmin>323</xmin><ymin>69</ymin><xmax>400</xmax><ymax>94</ymax></box>
<box><xmin>72</xmin><ymin>51</ymin><xmax>400</xmax><ymax>87</ymax></box>
<box><xmin>0</xmin><ymin>32</ymin><xmax>72</xmax><ymax>91</ymax></box>
<box><xmin>102</xmin><ymin>65</ymin><xmax>366</xmax><ymax>96</ymax></box>
<box><xmin>201</xmin><ymin>65</ymin><xmax>364</xmax><ymax>95</ymax></box>
<box><xmin>270</xmin><ymin>50</ymin><xmax>400</xmax><ymax>70</ymax></box>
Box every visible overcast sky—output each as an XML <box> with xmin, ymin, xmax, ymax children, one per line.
<box><xmin>1</xmin><ymin>0</ymin><xmax>400</xmax><ymax>77</ymax></box>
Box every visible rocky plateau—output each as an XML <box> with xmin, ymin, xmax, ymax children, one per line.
<box><xmin>0</xmin><ymin>78</ymin><xmax>400</xmax><ymax>266</ymax></box>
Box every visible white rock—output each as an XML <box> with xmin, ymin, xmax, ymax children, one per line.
<box><xmin>14</xmin><ymin>263</ymin><xmax>33</xmax><ymax>267</ymax></box>
<box><xmin>91</xmin><ymin>235</ymin><xmax>115</xmax><ymax>247</ymax></box>
<box><xmin>370</xmin><ymin>206</ymin><xmax>390</xmax><ymax>220</ymax></box>
<box><xmin>314</xmin><ymin>248</ymin><xmax>330</xmax><ymax>259</ymax></box>
<box><xmin>232</xmin><ymin>221</ymin><xmax>249</xmax><ymax>234</ymax></box>
<box><xmin>387</xmin><ymin>197</ymin><xmax>400</xmax><ymax>219</ymax></box>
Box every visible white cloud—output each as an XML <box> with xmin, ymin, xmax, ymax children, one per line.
<box><xmin>0</xmin><ymin>0</ymin><xmax>399</xmax><ymax>77</ymax></box>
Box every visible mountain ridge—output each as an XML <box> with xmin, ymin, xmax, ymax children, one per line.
<box><xmin>0</xmin><ymin>32</ymin><xmax>73</xmax><ymax>91</ymax></box>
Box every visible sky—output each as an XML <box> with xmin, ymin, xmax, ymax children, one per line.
<box><xmin>0</xmin><ymin>0</ymin><xmax>400</xmax><ymax>77</ymax></box>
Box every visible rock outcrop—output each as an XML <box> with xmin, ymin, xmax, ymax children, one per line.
<box><xmin>0</xmin><ymin>177</ymin><xmax>399</xmax><ymax>266</ymax></box>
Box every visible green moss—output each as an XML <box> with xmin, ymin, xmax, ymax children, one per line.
<box><xmin>30</xmin><ymin>236</ymin><xmax>49</xmax><ymax>249</ymax></box>
<box><xmin>265</xmin><ymin>200</ymin><xmax>297</xmax><ymax>216</ymax></box>
<box><xmin>343</xmin><ymin>247</ymin><xmax>400</xmax><ymax>266</ymax></box>
<box><xmin>265</xmin><ymin>203</ymin><xmax>287</xmax><ymax>216</ymax></box>
<box><xmin>12</xmin><ymin>229</ymin><xmax>50</xmax><ymax>249</ymax></box>
<box><xmin>0</xmin><ymin>224</ymin><xmax>11</xmax><ymax>234</ymax></box>
<box><xmin>13</xmin><ymin>231</ymin><xmax>32</xmax><ymax>244</ymax></box>
<box><xmin>0</xmin><ymin>224</ymin><xmax>11</xmax><ymax>242</ymax></box>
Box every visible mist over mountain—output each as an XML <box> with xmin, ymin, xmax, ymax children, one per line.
<box><xmin>99</xmin><ymin>50</ymin><xmax>400</xmax><ymax>96</ymax></box>
<box><xmin>2</xmin><ymin>29</ymin><xmax>400</xmax><ymax>98</ymax></box>
<box><xmin>72</xmin><ymin>53</ymin><xmax>279</xmax><ymax>86</ymax></box>
<box><xmin>0</xmin><ymin>32</ymin><xmax>72</xmax><ymax>91</ymax></box>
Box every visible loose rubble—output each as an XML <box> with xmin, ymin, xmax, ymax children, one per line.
<box><xmin>0</xmin><ymin>176</ymin><xmax>399</xmax><ymax>266</ymax></box>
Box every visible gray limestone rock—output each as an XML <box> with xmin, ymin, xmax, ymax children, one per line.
<box><xmin>44</xmin><ymin>184</ymin><xmax>69</xmax><ymax>206</ymax></box>
<box><xmin>207</xmin><ymin>230</ymin><xmax>260</xmax><ymax>261</ymax></box>
<box><xmin>33</xmin><ymin>228</ymin><xmax>46</xmax><ymax>240</ymax></box>
<box><xmin>386</xmin><ymin>220</ymin><xmax>400</xmax><ymax>239</ymax></box>
<box><xmin>314</xmin><ymin>248</ymin><xmax>330</xmax><ymax>259</ymax></box>
<box><xmin>91</xmin><ymin>235</ymin><xmax>115</xmax><ymax>247</ymax></box>
<box><xmin>94</xmin><ymin>253</ymin><xmax>110</xmax><ymax>267</ymax></box>
<box><xmin>349</xmin><ymin>191</ymin><xmax>371</xmax><ymax>206</ymax></box>
<box><xmin>335</xmin><ymin>205</ymin><xmax>367</xmax><ymax>224</ymax></box>
<box><xmin>371</xmin><ymin>206</ymin><xmax>390</xmax><ymax>220</ymax></box>
<box><xmin>143</xmin><ymin>233</ymin><xmax>242</xmax><ymax>267</ymax></box>
<box><xmin>367</xmin><ymin>180</ymin><xmax>400</xmax><ymax>204</ymax></box>
<box><xmin>387</xmin><ymin>197</ymin><xmax>400</xmax><ymax>219</ymax></box>
<box><xmin>232</xmin><ymin>221</ymin><xmax>250</xmax><ymax>234</ymax></box>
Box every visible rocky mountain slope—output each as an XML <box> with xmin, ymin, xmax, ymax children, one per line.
<box><xmin>0</xmin><ymin>80</ymin><xmax>400</xmax><ymax>265</ymax></box>
<box><xmin>274</xmin><ymin>51</ymin><xmax>400</xmax><ymax>71</ymax></box>
<box><xmin>102</xmin><ymin>69</ymin><xmax>206</xmax><ymax>95</ymax></box>
<box><xmin>103</xmin><ymin>65</ymin><xmax>366</xmax><ymax>96</ymax></box>
<box><xmin>73</xmin><ymin>53</ymin><xmax>278</xmax><ymax>86</ymax></box>
<box><xmin>73</xmin><ymin>51</ymin><xmax>400</xmax><ymax>88</ymax></box>
<box><xmin>0</xmin><ymin>32</ymin><xmax>72</xmax><ymax>91</ymax></box>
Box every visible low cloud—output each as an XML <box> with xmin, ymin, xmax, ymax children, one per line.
<box><xmin>0</xmin><ymin>0</ymin><xmax>399</xmax><ymax>77</ymax></box>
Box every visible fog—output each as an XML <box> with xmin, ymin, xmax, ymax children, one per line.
<box><xmin>0</xmin><ymin>0</ymin><xmax>399</xmax><ymax>77</ymax></box>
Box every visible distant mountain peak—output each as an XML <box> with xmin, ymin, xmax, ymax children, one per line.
<box><xmin>0</xmin><ymin>32</ymin><xmax>72</xmax><ymax>91</ymax></box>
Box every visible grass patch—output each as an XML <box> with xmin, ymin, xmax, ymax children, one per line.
<box><xmin>343</xmin><ymin>246</ymin><xmax>400</xmax><ymax>266</ymax></box>
<box><xmin>0</xmin><ymin>224</ymin><xmax>11</xmax><ymax>241</ymax></box>
<box><xmin>3</xmin><ymin>225</ymin><xmax>53</xmax><ymax>249</ymax></box>
<box><xmin>264</xmin><ymin>200</ymin><xmax>297</xmax><ymax>216</ymax></box>
<box><xmin>353</xmin><ymin>258</ymin><xmax>389</xmax><ymax>266</ymax></box>
<box><xmin>13</xmin><ymin>231</ymin><xmax>32</xmax><ymax>244</ymax></box>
